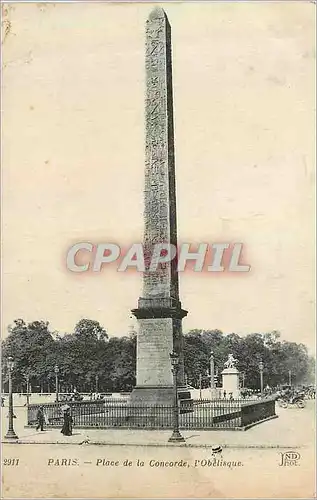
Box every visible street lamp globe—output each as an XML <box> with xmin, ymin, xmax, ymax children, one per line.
<box><xmin>169</xmin><ymin>351</ymin><xmax>179</xmax><ymax>368</ymax></box>
<box><xmin>259</xmin><ymin>361</ymin><xmax>264</xmax><ymax>371</ymax></box>
<box><xmin>7</xmin><ymin>356</ymin><xmax>14</xmax><ymax>371</ymax></box>
<box><xmin>54</xmin><ymin>364</ymin><xmax>59</xmax><ymax>374</ymax></box>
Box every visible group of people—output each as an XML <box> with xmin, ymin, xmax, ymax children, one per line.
<box><xmin>60</xmin><ymin>391</ymin><xmax>104</xmax><ymax>402</ymax></box>
<box><xmin>222</xmin><ymin>391</ymin><xmax>234</xmax><ymax>400</ymax></box>
<box><xmin>59</xmin><ymin>390</ymin><xmax>84</xmax><ymax>403</ymax></box>
<box><xmin>36</xmin><ymin>405</ymin><xmax>73</xmax><ymax>436</ymax></box>
<box><xmin>273</xmin><ymin>384</ymin><xmax>315</xmax><ymax>400</ymax></box>
<box><xmin>239</xmin><ymin>384</ymin><xmax>315</xmax><ymax>400</ymax></box>
<box><xmin>275</xmin><ymin>386</ymin><xmax>307</xmax><ymax>402</ymax></box>
<box><xmin>89</xmin><ymin>392</ymin><xmax>105</xmax><ymax>401</ymax></box>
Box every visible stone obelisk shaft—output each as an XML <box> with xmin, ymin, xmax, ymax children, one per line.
<box><xmin>131</xmin><ymin>8</ymin><xmax>188</xmax><ymax>405</ymax></box>
<box><xmin>143</xmin><ymin>7</ymin><xmax>178</xmax><ymax>300</ymax></box>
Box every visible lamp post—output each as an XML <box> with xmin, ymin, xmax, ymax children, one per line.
<box><xmin>95</xmin><ymin>374</ymin><xmax>99</xmax><ymax>393</ymax></box>
<box><xmin>259</xmin><ymin>360</ymin><xmax>264</xmax><ymax>396</ymax></box>
<box><xmin>288</xmin><ymin>369</ymin><xmax>292</xmax><ymax>386</ymax></box>
<box><xmin>210</xmin><ymin>351</ymin><xmax>215</xmax><ymax>391</ymax></box>
<box><xmin>168</xmin><ymin>351</ymin><xmax>185</xmax><ymax>443</ymax></box>
<box><xmin>26</xmin><ymin>372</ymin><xmax>30</xmax><ymax>406</ymax></box>
<box><xmin>54</xmin><ymin>364</ymin><xmax>59</xmax><ymax>402</ymax></box>
<box><xmin>199</xmin><ymin>373</ymin><xmax>202</xmax><ymax>399</ymax></box>
<box><xmin>5</xmin><ymin>357</ymin><xmax>18</xmax><ymax>440</ymax></box>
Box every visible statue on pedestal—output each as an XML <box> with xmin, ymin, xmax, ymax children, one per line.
<box><xmin>222</xmin><ymin>354</ymin><xmax>240</xmax><ymax>399</ymax></box>
<box><xmin>224</xmin><ymin>353</ymin><xmax>238</xmax><ymax>369</ymax></box>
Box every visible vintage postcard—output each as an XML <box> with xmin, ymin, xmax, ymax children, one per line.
<box><xmin>1</xmin><ymin>1</ymin><xmax>315</xmax><ymax>498</ymax></box>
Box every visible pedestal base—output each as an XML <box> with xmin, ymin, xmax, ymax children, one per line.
<box><xmin>130</xmin><ymin>386</ymin><xmax>192</xmax><ymax>405</ymax></box>
<box><xmin>130</xmin><ymin>386</ymin><xmax>174</xmax><ymax>406</ymax></box>
<box><xmin>221</xmin><ymin>367</ymin><xmax>240</xmax><ymax>399</ymax></box>
<box><xmin>4</xmin><ymin>430</ymin><xmax>19</xmax><ymax>440</ymax></box>
<box><xmin>168</xmin><ymin>430</ymin><xmax>186</xmax><ymax>443</ymax></box>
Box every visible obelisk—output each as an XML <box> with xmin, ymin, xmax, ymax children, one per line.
<box><xmin>131</xmin><ymin>7</ymin><xmax>189</xmax><ymax>406</ymax></box>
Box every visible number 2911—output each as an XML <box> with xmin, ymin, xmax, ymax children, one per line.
<box><xmin>3</xmin><ymin>459</ymin><xmax>20</xmax><ymax>466</ymax></box>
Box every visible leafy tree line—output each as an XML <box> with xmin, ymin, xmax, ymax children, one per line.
<box><xmin>1</xmin><ymin>319</ymin><xmax>315</xmax><ymax>393</ymax></box>
<box><xmin>183</xmin><ymin>329</ymin><xmax>315</xmax><ymax>389</ymax></box>
<box><xmin>1</xmin><ymin>319</ymin><xmax>135</xmax><ymax>393</ymax></box>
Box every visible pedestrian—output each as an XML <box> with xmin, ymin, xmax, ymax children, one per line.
<box><xmin>223</xmin><ymin>390</ymin><xmax>227</xmax><ymax>399</ymax></box>
<box><xmin>61</xmin><ymin>407</ymin><xmax>73</xmax><ymax>436</ymax></box>
<box><xmin>44</xmin><ymin>409</ymin><xmax>50</xmax><ymax>426</ymax></box>
<box><xmin>1</xmin><ymin>396</ymin><xmax>4</xmax><ymax>407</ymax></box>
<box><xmin>36</xmin><ymin>405</ymin><xmax>45</xmax><ymax>431</ymax></box>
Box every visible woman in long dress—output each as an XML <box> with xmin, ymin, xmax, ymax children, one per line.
<box><xmin>61</xmin><ymin>408</ymin><xmax>73</xmax><ymax>436</ymax></box>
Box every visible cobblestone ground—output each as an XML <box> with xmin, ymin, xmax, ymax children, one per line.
<box><xmin>2</xmin><ymin>401</ymin><xmax>315</xmax><ymax>498</ymax></box>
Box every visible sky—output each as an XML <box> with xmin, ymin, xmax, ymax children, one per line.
<box><xmin>2</xmin><ymin>2</ymin><xmax>315</xmax><ymax>354</ymax></box>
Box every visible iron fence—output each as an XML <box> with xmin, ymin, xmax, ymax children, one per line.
<box><xmin>27</xmin><ymin>400</ymin><xmax>106</xmax><ymax>426</ymax></box>
<box><xmin>27</xmin><ymin>397</ymin><xmax>276</xmax><ymax>430</ymax></box>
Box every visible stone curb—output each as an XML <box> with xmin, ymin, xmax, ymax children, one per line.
<box><xmin>2</xmin><ymin>439</ymin><xmax>304</xmax><ymax>449</ymax></box>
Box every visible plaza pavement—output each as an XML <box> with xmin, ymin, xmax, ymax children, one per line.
<box><xmin>1</xmin><ymin>400</ymin><xmax>315</xmax><ymax>449</ymax></box>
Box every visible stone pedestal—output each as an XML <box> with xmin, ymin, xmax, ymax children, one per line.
<box><xmin>221</xmin><ymin>367</ymin><xmax>240</xmax><ymax>399</ymax></box>
<box><xmin>131</xmin><ymin>303</ymin><xmax>191</xmax><ymax>406</ymax></box>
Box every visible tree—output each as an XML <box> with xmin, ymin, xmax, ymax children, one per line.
<box><xmin>60</xmin><ymin>319</ymin><xmax>108</xmax><ymax>391</ymax></box>
<box><xmin>104</xmin><ymin>336</ymin><xmax>136</xmax><ymax>391</ymax></box>
<box><xmin>74</xmin><ymin>319</ymin><xmax>108</xmax><ymax>341</ymax></box>
<box><xmin>184</xmin><ymin>330</ymin><xmax>209</xmax><ymax>387</ymax></box>
<box><xmin>2</xmin><ymin>319</ymin><xmax>54</xmax><ymax>392</ymax></box>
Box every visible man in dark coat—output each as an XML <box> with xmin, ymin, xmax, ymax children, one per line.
<box><xmin>36</xmin><ymin>406</ymin><xmax>45</xmax><ymax>431</ymax></box>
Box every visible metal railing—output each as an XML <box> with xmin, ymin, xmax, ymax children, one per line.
<box><xmin>27</xmin><ymin>400</ymin><xmax>106</xmax><ymax>426</ymax></box>
<box><xmin>27</xmin><ymin>397</ymin><xmax>276</xmax><ymax>430</ymax></box>
<box><xmin>241</xmin><ymin>398</ymin><xmax>276</xmax><ymax>427</ymax></box>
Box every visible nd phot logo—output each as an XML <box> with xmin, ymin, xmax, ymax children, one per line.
<box><xmin>279</xmin><ymin>451</ymin><xmax>301</xmax><ymax>467</ymax></box>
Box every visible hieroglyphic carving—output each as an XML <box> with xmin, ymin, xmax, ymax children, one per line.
<box><xmin>143</xmin><ymin>7</ymin><xmax>179</xmax><ymax>299</ymax></box>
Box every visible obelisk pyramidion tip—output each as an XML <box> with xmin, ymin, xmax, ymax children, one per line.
<box><xmin>148</xmin><ymin>6</ymin><xmax>166</xmax><ymax>21</ymax></box>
